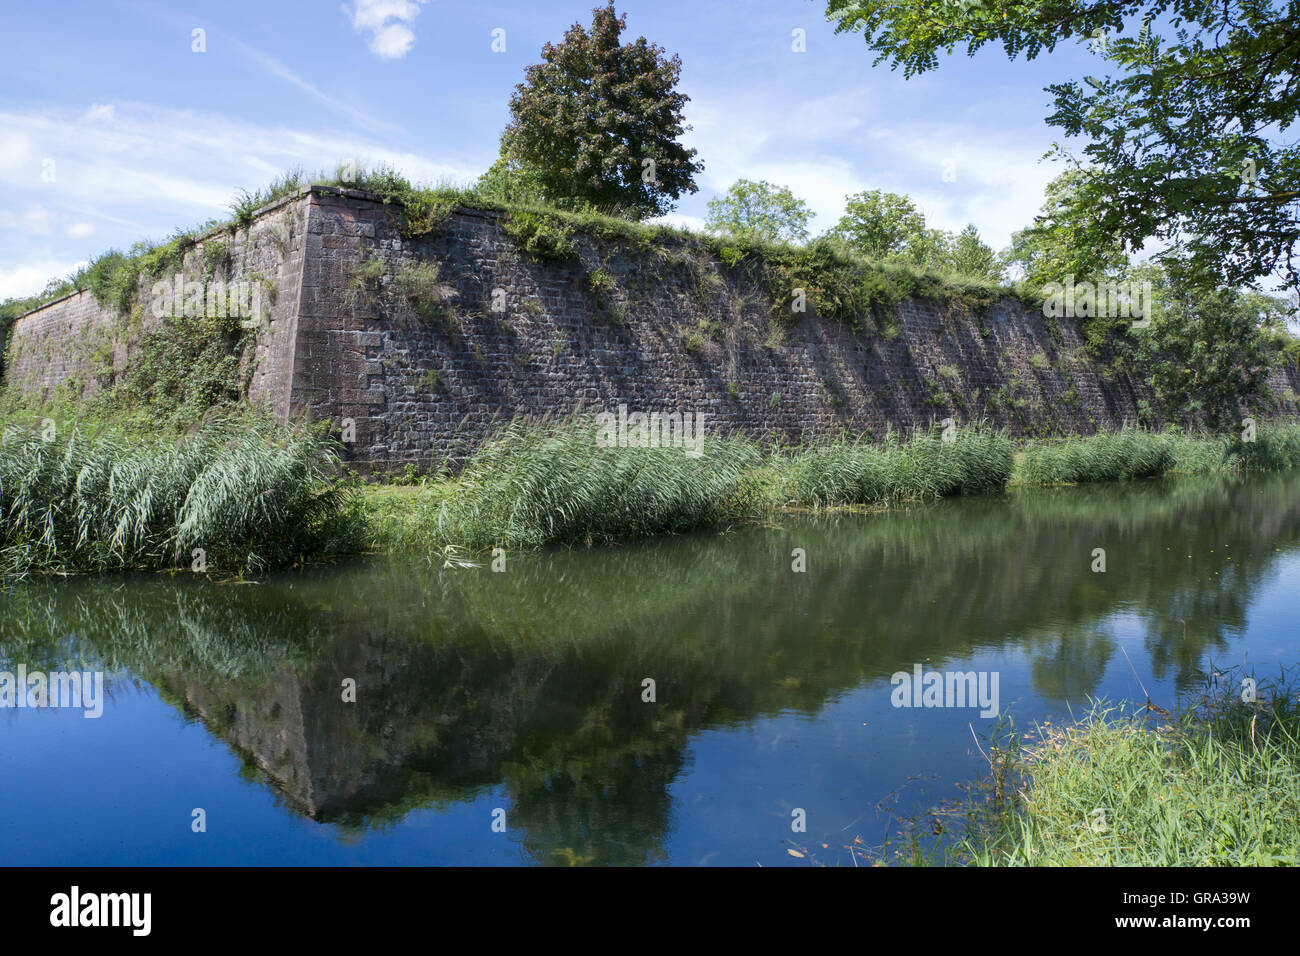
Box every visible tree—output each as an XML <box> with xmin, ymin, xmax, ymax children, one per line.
<box><xmin>826</xmin><ymin>0</ymin><xmax>1300</xmax><ymax>293</ymax></box>
<box><xmin>827</xmin><ymin>190</ymin><xmax>1002</xmax><ymax>279</ymax></box>
<box><xmin>827</xmin><ymin>189</ymin><xmax>930</xmax><ymax>261</ymax></box>
<box><xmin>1140</xmin><ymin>265</ymin><xmax>1287</xmax><ymax>429</ymax></box>
<box><xmin>500</xmin><ymin>2</ymin><xmax>703</xmax><ymax>220</ymax></box>
<box><xmin>705</xmin><ymin>179</ymin><xmax>813</xmax><ymax>244</ymax></box>
<box><xmin>948</xmin><ymin>224</ymin><xmax>1004</xmax><ymax>282</ymax></box>
<box><xmin>999</xmin><ymin>169</ymin><xmax>1129</xmax><ymax>288</ymax></box>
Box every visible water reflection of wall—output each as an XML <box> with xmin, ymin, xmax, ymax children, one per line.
<box><xmin>3</xmin><ymin>471</ymin><xmax>1299</xmax><ymax>864</ymax></box>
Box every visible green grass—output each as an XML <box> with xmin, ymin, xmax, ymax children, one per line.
<box><xmin>777</xmin><ymin>425</ymin><xmax>1014</xmax><ymax>508</ymax></box>
<box><xmin>397</xmin><ymin>416</ymin><xmax>762</xmax><ymax>554</ymax></box>
<box><xmin>940</xmin><ymin>671</ymin><xmax>1300</xmax><ymax>866</ymax></box>
<box><xmin>1011</xmin><ymin>423</ymin><xmax>1300</xmax><ymax>486</ymax></box>
<box><xmin>0</xmin><ymin>416</ymin><xmax>360</xmax><ymax>576</ymax></box>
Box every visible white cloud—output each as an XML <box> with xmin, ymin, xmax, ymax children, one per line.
<box><xmin>0</xmin><ymin>204</ymin><xmax>52</xmax><ymax>235</ymax></box>
<box><xmin>680</xmin><ymin>85</ymin><xmax>1060</xmax><ymax>251</ymax></box>
<box><xmin>369</xmin><ymin>23</ymin><xmax>417</xmax><ymax>59</ymax></box>
<box><xmin>349</xmin><ymin>0</ymin><xmax>428</xmax><ymax>60</ymax></box>
<box><xmin>85</xmin><ymin>103</ymin><xmax>115</xmax><ymax>123</ymax></box>
<box><xmin>0</xmin><ymin>102</ymin><xmax>483</xmax><ymax>298</ymax></box>
<box><xmin>0</xmin><ymin>260</ymin><xmax>84</xmax><ymax>300</ymax></box>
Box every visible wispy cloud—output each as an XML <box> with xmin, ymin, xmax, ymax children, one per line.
<box><xmin>0</xmin><ymin>101</ymin><xmax>482</xmax><ymax>297</ymax></box>
<box><xmin>681</xmin><ymin>83</ymin><xmax>1061</xmax><ymax>249</ymax></box>
<box><xmin>348</xmin><ymin>0</ymin><xmax>429</xmax><ymax>60</ymax></box>
<box><xmin>227</xmin><ymin>36</ymin><xmax>403</xmax><ymax>136</ymax></box>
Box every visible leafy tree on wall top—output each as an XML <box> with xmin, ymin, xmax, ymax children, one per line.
<box><xmin>705</xmin><ymin>179</ymin><xmax>814</xmax><ymax>244</ymax></box>
<box><xmin>826</xmin><ymin>189</ymin><xmax>931</xmax><ymax>262</ymax></box>
<box><xmin>825</xmin><ymin>0</ymin><xmax>1300</xmax><ymax>294</ymax></box>
<box><xmin>499</xmin><ymin>2</ymin><xmax>704</xmax><ymax>220</ymax></box>
<box><xmin>947</xmin><ymin>224</ymin><xmax>1005</xmax><ymax>282</ymax></box>
<box><xmin>998</xmin><ymin>169</ymin><xmax>1129</xmax><ymax>289</ymax></box>
<box><xmin>826</xmin><ymin>189</ymin><xmax>1004</xmax><ymax>280</ymax></box>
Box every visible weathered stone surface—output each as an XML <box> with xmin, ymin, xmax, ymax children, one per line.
<box><xmin>7</xmin><ymin>186</ymin><xmax>1300</xmax><ymax>475</ymax></box>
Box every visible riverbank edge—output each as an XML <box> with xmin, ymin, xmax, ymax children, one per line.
<box><xmin>847</xmin><ymin>669</ymin><xmax>1300</xmax><ymax>867</ymax></box>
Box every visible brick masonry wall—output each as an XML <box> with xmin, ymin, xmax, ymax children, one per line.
<box><xmin>8</xmin><ymin>186</ymin><xmax>1300</xmax><ymax>474</ymax></box>
<box><xmin>3</xmin><ymin>193</ymin><xmax>309</xmax><ymax>417</ymax></box>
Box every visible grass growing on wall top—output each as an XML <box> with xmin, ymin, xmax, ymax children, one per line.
<box><xmin>1</xmin><ymin>164</ymin><xmax>1022</xmax><ymax>338</ymax></box>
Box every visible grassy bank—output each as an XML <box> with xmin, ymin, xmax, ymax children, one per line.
<box><xmin>367</xmin><ymin>419</ymin><xmax>1300</xmax><ymax>558</ymax></box>
<box><xmin>1011</xmin><ymin>424</ymin><xmax>1300</xmax><ymax>485</ymax></box>
<box><xmin>0</xmin><ymin>417</ymin><xmax>360</xmax><ymax>576</ymax></box>
<box><xmin>7</xmin><ymin>412</ymin><xmax>1300</xmax><ymax>576</ymax></box>
<box><xmin>926</xmin><ymin>672</ymin><xmax>1300</xmax><ymax>866</ymax></box>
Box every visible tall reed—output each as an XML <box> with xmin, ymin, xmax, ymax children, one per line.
<box><xmin>1013</xmin><ymin>423</ymin><xmax>1300</xmax><ymax>486</ymax></box>
<box><xmin>779</xmin><ymin>425</ymin><xmax>1014</xmax><ymax>508</ymax></box>
<box><xmin>419</xmin><ymin>416</ymin><xmax>761</xmax><ymax>552</ymax></box>
<box><xmin>0</xmin><ymin>417</ymin><xmax>359</xmax><ymax>574</ymax></box>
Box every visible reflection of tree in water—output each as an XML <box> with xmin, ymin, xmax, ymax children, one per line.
<box><xmin>1028</xmin><ymin>624</ymin><xmax>1118</xmax><ymax>700</ymax></box>
<box><xmin>3</xmin><ymin>470</ymin><xmax>1300</xmax><ymax>863</ymax></box>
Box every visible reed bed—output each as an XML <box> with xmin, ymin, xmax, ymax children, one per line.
<box><xmin>0</xmin><ymin>417</ymin><xmax>359</xmax><ymax>575</ymax></box>
<box><xmin>1013</xmin><ymin>427</ymin><xmax>1180</xmax><ymax>485</ymax></box>
<box><xmin>778</xmin><ymin>425</ymin><xmax>1015</xmax><ymax>508</ymax></box>
<box><xmin>1234</xmin><ymin>420</ymin><xmax>1300</xmax><ymax>472</ymax></box>
<box><xmin>419</xmin><ymin>417</ymin><xmax>762</xmax><ymax>552</ymax></box>
<box><xmin>1012</xmin><ymin>423</ymin><xmax>1300</xmax><ymax>486</ymax></box>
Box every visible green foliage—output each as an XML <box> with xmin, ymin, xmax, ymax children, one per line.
<box><xmin>945</xmin><ymin>225</ymin><xmax>1004</xmax><ymax>282</ymax></box>
<box><xmin>826</xmin><ymin>0</ymin><xmax>1300</xmax><ymax>291</ymax></box>
<box><xmin>500</xmin><ymin>2</ymin><xmax>703</xmax><ymax>220</ymax></box>
<box><xmin>0</xmin><ymin>417</ymin><xmax>360</xmax><ymax>575</ymax></box>
<box><xmin>108</xmin><ymin>314</ymin><xmax>253</xmax><ymax>430</ymax></box>
<box><xmin>706</xmin><ymin>179</ymin><xmax>813</xmax><ymax>244</ymax></box>
<box><xmin>779</xmin><ymin>426</ymin><xmax>1015</xmax><ymax>507</ymax></box>
<box><xmin>1140</xmin><ymin>270</ymin><xmax>1288</xmax><ymax>429</ymax></box>
<box><xmin>417</xmin><ymin>415</ymin><xmax>761</xmax><ymax>551</ymax></box>
<box><xmin>827</xmin><ymin>189</ymin><xmax>933</xmax><ymax>263</ymax></box>
<box><xmin>827</xmin><ymin>191</ymin><xmax>1004</xmax><ymax>281</ymax></box>
<box><xmin>503</xmin><ymin>210</ymin><xmax>578</xmax><ymax>260</ymax></box>
<box><xmin>998</xmin><ymin>169</ymin><xmax>1129</xmax><ymax>289</ymax></box>
<box><xmin>85</xmin><ymin>251</ymin><xmax>136</xmax><ymax>313</ymax></box>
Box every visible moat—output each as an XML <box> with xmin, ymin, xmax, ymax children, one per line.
<box><xmin>3</xmin><ymin>470</ymin><xmax>1297</xmax><ymax>866</ymax></box>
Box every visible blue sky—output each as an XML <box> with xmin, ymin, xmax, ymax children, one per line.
<box><xmin>0</xmin><ymin>0</ymin><xmax>1104</xmax><ymax>299</ymax></box>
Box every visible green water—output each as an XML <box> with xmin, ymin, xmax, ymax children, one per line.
<box><xmin>2</xmin><ymin>471</ymin><xmax>1299</xmax><ymax>865</ymax></box>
